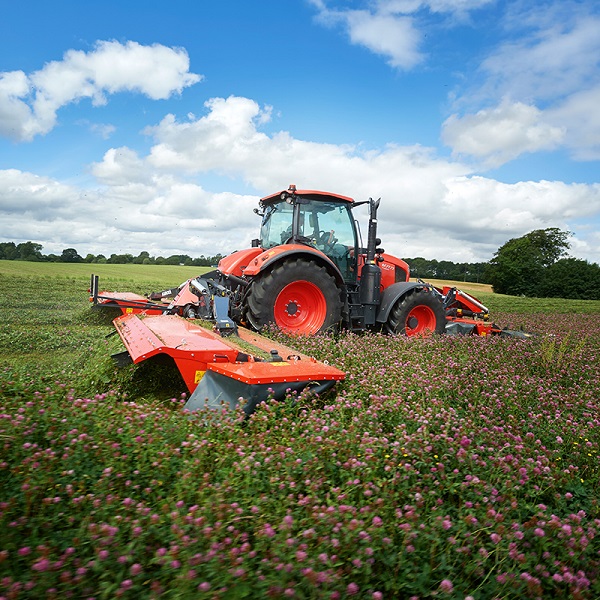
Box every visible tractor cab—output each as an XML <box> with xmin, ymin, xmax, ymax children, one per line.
<box><xmin>258</xmin><ymin>186</ymin><xmax>358</xmax><ymax>282</ymax></box>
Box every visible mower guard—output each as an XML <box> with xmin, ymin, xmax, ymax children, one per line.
<box><xmin>112</xmin><ymin>313</ymin><xmax>345</xmax><ymax>414</ymax></box>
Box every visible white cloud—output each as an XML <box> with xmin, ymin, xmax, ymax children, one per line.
<box><xmin>446</xmin><ymin>9</ymin><xmax>600</xmax><ymax>164</ymax></box>
<box><xmin>310</xmin><ymin>1</ymin><xmax>424</xmax><ymax>70</ymax></box>
<box><xmin>0</xmin><ymin>40</ymin><xmax>201</xmax><ymax>142</ymax></box>
<box><xmin>442</xmin><ymin>100</ymin><xmax>565</xmax><ymax>167</ymax></box>
<box><xmin>343</xmin><ymin>10</ymin><xmax>423</xmax><ymax>69</ymax></box>
<box><xmin>480</xmin><ymin>14</ymin><xmax>600</xmax><ymax>103</ymax></box>
<box><xmin>144</xmin><ymin>96</ymin><xmax>274</xmax><ymax>173</ymax></box>
<box><xmin>310</xmin><ymin>0</ymin><xmax>494</xmax><ymax>70</ymax></box>
<box><xmin>3</xmin><ymin>94</ymin><xmax>599</xmax><ymax>264</ymax></box>
<box><xmin>92</xmin><ymin>147</ymin><xmax>151</xmax><ymax>187</ymax></box>
<box><xmin>89</xmin><ymin>122</ymin><xmax>116</xmax><ymax>139</ymax></box>
<box><xmin>546</xmin><ymin>85</ymin><xmax>600</xmax><ymax>161</ymax></box>
<box><xmin>0</xmin><ymin>169</ymin><xmax>80</xmax><ymax>215</ymax></box>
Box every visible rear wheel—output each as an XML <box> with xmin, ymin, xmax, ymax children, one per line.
<box><xmin>386</xmin><ymin>289</ymin><xmax>446</xmax><ymax>336</ymax></box>
<box><xmin>246</xmin><ymin>259</ymin><xmax>342</xmax><ymax>335</ymax></box>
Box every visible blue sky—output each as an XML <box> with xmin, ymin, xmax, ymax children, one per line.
<box><xmin>1</xmin><ymin>0</ymin><xmax>599</xmax><ymax>264</ymax></box>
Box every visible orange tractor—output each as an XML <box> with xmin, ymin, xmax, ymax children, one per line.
<box><xmin>93</xmin><ymin>184</ymin><xmax>508</xmax><ymax>338</ymax></box>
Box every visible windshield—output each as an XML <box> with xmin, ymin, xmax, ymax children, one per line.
<box><xmin>260</xmin><ymin>201</ymin><xmax>295</xmax><ymax>249</ymax></box>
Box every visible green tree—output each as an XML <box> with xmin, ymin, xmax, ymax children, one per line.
<box><xmin>133</xmin><ymin>251</ymin><xmax>151</xmax><ymax>264</ymax></box>
<box><xmin>488</xmin><ymin>228</ymin><xmax>571</xmax><ymax>296</ymax></box>
<box><xmin>60</xmin><ymin>248</ymin><xmax>83</xmax><ymax>263</ymax></box>
<box><xmin>108</xmin><ymin>253</ymin><xmax>134</xmax><ymax>264</ymax></box>
<box><xmin>0</xmin><ymin>242</ymin><xmax>17</xmax><ymax>260</ymax></box>
<box><xmin>16</xmin><ymin>241</ymin><xmax>44</xmax><ymax>261</ymax></box>
<box><xmin>539</xmin><ymin>258</ymin><xmax>600</xmax><ymax>300</ymax></box>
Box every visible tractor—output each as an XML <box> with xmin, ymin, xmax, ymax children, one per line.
<box><xmin>205</xmin><ymin>184</ymin><xmax>494</xmax><ymax>337</ymax></box>
<box><xmin>92</xmin><ymin>184</ymin><xmax>504</xmax><ymax>337</ymax></box>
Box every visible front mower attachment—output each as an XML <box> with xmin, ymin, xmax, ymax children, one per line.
<box><xmin>112</xmin><ymin>313</ymin><xmax>345</xmax><ymax>416</ymax></box>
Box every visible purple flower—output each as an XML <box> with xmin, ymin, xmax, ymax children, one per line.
<box><xmin>32</xmin><ymin>558</ymin><xmax>50</xmax><ymax>572</ymax></box>
<box><xmin>440</xmin><ymin>579</ymin><xmax>454</xmax><ymax>593</ymax></box>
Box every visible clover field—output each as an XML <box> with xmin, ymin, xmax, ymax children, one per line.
<box><xmin>1</xmin><ymin>262</ymin><xmax>600</xmax><ymax>599</ymax></box>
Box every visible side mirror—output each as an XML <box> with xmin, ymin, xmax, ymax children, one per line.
<box><xmin>251</xmin><ymin>238</ymin><xmax>260</xmax><ymax>247</ymax></box>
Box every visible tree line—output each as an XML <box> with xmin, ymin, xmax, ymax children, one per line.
<box><xmin>1</xmin><ymin>230</ymin><xmax>599</xmax><ymax>300</ymax></box>
<box><xmin>0</xmin><ymin>242</ymin><xmax>224</xmax><ymax>268</ymax></box>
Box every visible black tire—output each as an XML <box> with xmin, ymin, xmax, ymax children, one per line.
<box><xmin>386</xmin><ymin>289</ymin><xmax>446</xmax><ymax>336</ymax></box>
<box><xmin>246</xmin><ymin>258</ymin><xmax>342</xmax><ymax>335</ymax></box>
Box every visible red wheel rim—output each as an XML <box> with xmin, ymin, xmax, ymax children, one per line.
<box><xmin>405</xmin><ymin>305</ymin><xmax>437</xmax><ymax>336</ymax></box>
<box><xmin>274</xmin><ymin>280</ymin><xmax>327</xmax><ymax>334</ymax></box>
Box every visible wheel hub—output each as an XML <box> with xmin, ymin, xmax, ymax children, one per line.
<box><xmin>407</xmin><ymin>315</ymin><xmax>418</xmax><ymax>329</ymax></box>
<box><xmin>285</xmin><ymin>300</ymin><xmax>299</xmax><ymax>317</ymax></box>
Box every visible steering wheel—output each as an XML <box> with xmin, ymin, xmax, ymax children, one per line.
<box><xmin>318</xmin><ymin>230</ymin><xmax>337</xmax><ymax>250</ymax></box>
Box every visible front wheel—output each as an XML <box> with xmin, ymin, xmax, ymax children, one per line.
<box><xmin>246</xmin><ymin>258</ymin><xmax>342</xmax><ymax>335</ymax></box>
<box><xmin>386</xmin><ymin>289</ymin><xmax>446</xmax><ymax>336</ymax></box>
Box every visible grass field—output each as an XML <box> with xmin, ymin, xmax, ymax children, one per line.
<box><xmin>1</xmin><ymin>261</ymin><xmax>600</xmax><ymax>599</ymax></box>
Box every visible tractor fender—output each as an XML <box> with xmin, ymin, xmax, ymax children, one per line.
<box><xmin>242</xmin><ymin>244</ymin><xmax>345</xmax><ymax>286</ymax></box>
<box><xmin>375</xmin><ymin>282</ymin><xmax>430</xmax><ymax>324</ymax></box>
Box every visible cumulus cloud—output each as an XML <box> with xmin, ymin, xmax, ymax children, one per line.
<box><xmin>342</xmin><ymin>10</ymin><xmax>423</xmax><ymax>69</ymax></box>
<box><xmin>446</xmin><ymin>8</ymin><xmax>600</xmax><ymax>164</ymax></box>
<box><xmin>546</xmin><ymin>85</ymin><xmax>600</xmax><ymax>161</ymax></box>
<box><xmin>3</xmin><ymin>94</ymin><xmax>599</xmax><ymax>264</ymax></box>
<box><xmin>310</xmin><ymin>0</ymin><xmax>491</xmax><ymax>70</ymax></box>
<box><xmin>480</xmin><ymin>14</ymin><xmax>600</xmax><ymax>103</ymax></box>
<box><xmin>442</xmin><ymin>101</ymin><xmax>565</xmax><ymax>167</ymax></box>
<box><xmin>0</xmin><ymin>40</ymin><xmax>201</xmax><ymax>141</ymax></box>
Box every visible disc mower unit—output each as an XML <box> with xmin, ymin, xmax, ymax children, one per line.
<box><xmin>111</xmin><ymin>312</ymin><xmax>344</xmax><ymax>415</ymax></box>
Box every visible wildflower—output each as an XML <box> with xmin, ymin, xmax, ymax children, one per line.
<box><xmin>346</xmin><ymin>582</ymin><xmax>359</xmax><ymax>596</ymax></box>
<box><xmin>32</xmin><ymin>558</ymin><xmax>51</xmax><ymax>572</ymax></box>
<box><xmin>439</xmin><ymin>579</ymin><xmax>453</xmax><ymax>593</ymax></box>
<box><xmin>263</xmin><ymin>524</ymin><xmax>276</xmax><ymax>538</ymax></box>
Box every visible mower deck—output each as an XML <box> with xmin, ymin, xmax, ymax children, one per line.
<box><xmin>112</xmin><ymin>313</ymin><xmax>345</xmax><ymax>415</ymax></box>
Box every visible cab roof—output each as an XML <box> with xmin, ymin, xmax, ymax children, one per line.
<box><xmin>260</xmin><ymin>186</ymin><xmax>354</xmax><ymax>206</ymax></box>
